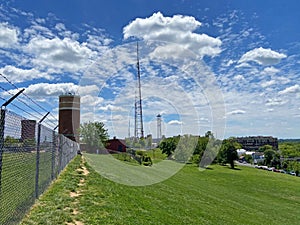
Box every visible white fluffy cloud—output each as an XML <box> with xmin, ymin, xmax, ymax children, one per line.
<box><xmin>168</xmin><ymin>120</ymin><xmax>183</xmax><ymax>125</ymax></box>
<box><xmin>123</xmin><ymin>12</ymin><xmax>222</xmax><ymax>57</ymax></box>
<box><xmin>80</xmin><ymin>95</ymin><xmax>104</xmax><ymax>107</ymax></box>
<box><xmin>0</xmin><ymin>22</ymin><xmax>19</xmax><ymax>48</ymax></box>
<box><xmin>265</xmin><ymin>98</ymin><xmax>287</xmax><ymax>106</ymax></box>
<box><xmin>227</xmin><ymin>110</ymin><xmax>246</xmax><ymax>115</ymax></box>
<box><xmin>238</xmin><ymin>47</ymin><xmax>287</xmax><ymax>66</ymax></box>
<box><xmin>25</xmin><ymin>36</ymin><xmax>95</xmax><ymax>72</ymax></box>
<box><xmin>233</xmin><ymin>74</ymin><xmax>245</xmax><ymax>81</ymax></box>
<box><xmin>262</xmin><ymin>66</ymin><xmax>280</xmax><ymax>75</ymax></box>
<box><xmin>278</xmin><ymin>84</ymin><xmax>300</xmax><ymax>95</ymax></box>
<box><xmin>98</xmin><ymin>104</ymin><xmax>125</xmax><ymax>112</ymax></box>
<box><xmin>261</xmin><ymin>80</ymin><xmax>276</xmax><ymax>88</ymax></box>
<box><xmin>23</xmin><ymin>82</ymin><xmax>98</xmax><ymax>97</ymax></box>
<box><xmin>0</xmin><ymin>65</ymin><xmax>51</xmax><ymax>83</ymax></box>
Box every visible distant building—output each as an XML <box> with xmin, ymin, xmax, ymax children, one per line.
<box><xmin>235</xmin><ymin>136</ymin><xmax>278</xmax><ymax>151</ymax></box>
<box><xmin>252</xmin><ymin>152</ymin><xmax>265</xmax><ymax>164</ymax></box>
<box><xmin>237</xmin><ymin>149</ymin><xmax>246</xmax><ymax>156</ymax></box>
<box><xmin>106</xmin><ymin>137</ymin><xmax>126</xmax><ymax>153</ymax></box>
<box><xmin>21</xmin><ymin>120</ymin><xmax>36</xmax><ymax>141</ymax></box>
<box><xmin>151</xmin><ymin>138</ymin><xmax>163</xmax><ymax>148</ymax></box>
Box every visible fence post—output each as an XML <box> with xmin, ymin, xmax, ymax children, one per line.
<box><xmin>35</xmin><ymin>122</ymin><xmax>41</xmax><ymax>199</ymax></box>
<box><xmin>0</xmin><ymin>109</ymin><xmax>6</xmax><ymax>195</ymax></box>
<box><xmin>0</xmin><ymin>89</ymin><xmax>24</xmax><ymax>197</ymax></box>
<box><xmin>58</xmin><ymin>134</ymin><xmax>63</xmax><ymax>174</ymax></box>
<box><xmin>51</xmin><ymin>129</ymin><xmax>57</xmax><ymax>180</ymax></box>
<box><xmin>35</xmin><ymin>112</ymin><xmax>49</xmax><ymax>199</ymax></box>
<box><xmin>52</xmin><ymin>125</ymin><xmax>59</xmax><ymax>180</ymax></box>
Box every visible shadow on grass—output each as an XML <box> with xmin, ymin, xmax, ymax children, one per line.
<box><xmin>230</xmin><ymin>167</ymin><xmax>241</xmax><ymax>170</ymax></box>
<box><xmin>197</xmin><ymin>165</ymin><xmax>214</xmax><ymax>170</ymax></box>
<box><xmin>204</xmin><ymin>167</ymin><xmax>214</xmax><ymax>170</ymax></box>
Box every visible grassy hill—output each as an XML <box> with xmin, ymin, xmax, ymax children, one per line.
<box><xmin>21</xmin><ymin>155</ymin><xmax>300</xmax><ymax>225</ymax></box>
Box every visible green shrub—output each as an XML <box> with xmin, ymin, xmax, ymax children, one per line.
<box><xmin>142</xmin><ymin>155</ymin><xmax>152</xmax><ymax>166</ymax></box>
<box><xmin>136</xmin><ymin>150</ymin><xmax>146</xmax><ymax>156</ymax></box>
<box><xmin>191</xmin><ymin>154</ymin><xmax>200</xmax><ymax>165</ymax></box>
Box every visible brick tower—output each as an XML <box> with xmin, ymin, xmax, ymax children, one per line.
<box><xmin>21</xmin><ymin>120</ymin><xmax>36</xmax><ymax>141</ymax></box>
<box><xmin>58</xmin><ymin>94</ymin><xmax>80</xmax><ymax>142</ymax></box>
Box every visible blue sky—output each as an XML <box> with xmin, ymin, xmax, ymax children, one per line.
<box><xmin>0</xmin><ymin>0</ymin><xmax>300</xmax><ymax>139</ymax></box>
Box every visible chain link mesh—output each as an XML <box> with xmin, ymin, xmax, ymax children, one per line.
<box><xmin>0</xmin><ymin>109</ymin><xmax>79</xmax><ymax>225</ymax></box>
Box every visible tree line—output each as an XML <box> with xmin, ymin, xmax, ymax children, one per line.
<box><xmin>158</xmin><ymin>132</ymin><xmax>241</xmax><ymax>169</ymax></box>
<box><xmin>79</xmin><ymin>122</ymin><xmax>300</xmax><ymax>173</ymax></box>
<box><xmin>158</xmin><ymin>133</ymin><xmax>300</xmax><ymax>172</ymax></box>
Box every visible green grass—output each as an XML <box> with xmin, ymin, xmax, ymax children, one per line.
<box><xmin>0</xmin><ymin>151</ymin><xmax>62</xmax><ymax>225</ymax></box>
<box><xmin>20</xmin><ymin>156</ymin><xmax>84</xmax><ymax>225</ymax></box>
<box><xmin>21</xmin><ymin>154</ymin><xmax>300</xmax><ymax>225</ymax></box>
<box><xmin>0</xmin><ymin>152</ymin><xmax>36</xmax><ymax>225</ymax></box>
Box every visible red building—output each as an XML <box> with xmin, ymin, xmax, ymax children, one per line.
<box><xmin>106</xmin><ymin>137</ymin><xmax>126</xmax><ymax>153</ymax></box>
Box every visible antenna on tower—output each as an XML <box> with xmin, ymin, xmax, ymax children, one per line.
<box><xmin>134</xmin><ymin>42</ymin><xmax>144</xmax><ymax>139</ymax></box>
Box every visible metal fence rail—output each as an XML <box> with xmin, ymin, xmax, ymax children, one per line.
<box><xmin>0</xmin><ymin>109</ymin><xmax>79</xmax><ymax>225</ymax></box>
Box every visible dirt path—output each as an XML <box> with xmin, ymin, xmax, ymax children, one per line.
<box><xmin>66</xmin><ymin>157</ymin><xmax>89</xmax><ymax>225</ymax></box>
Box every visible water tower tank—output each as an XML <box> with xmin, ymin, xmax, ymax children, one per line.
<box><xmin>58</xmin><ymin>94</ymin><xmax>80</xmax><ymax>142</ymax></box>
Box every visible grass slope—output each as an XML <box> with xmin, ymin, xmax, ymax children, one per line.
<box><xmin>21</xmin><ymin>155</ymin><xmax>300</xmax><ymax>225</ymax></box>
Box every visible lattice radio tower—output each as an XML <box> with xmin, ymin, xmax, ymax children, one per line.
<box><xmin>134</xmin><ymin>42</ymin><xmax>144</xmax><ymax>139</ymax></box>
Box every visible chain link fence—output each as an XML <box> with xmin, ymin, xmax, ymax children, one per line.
<box><xmin>0</xmin><ymin>109</ymin><xmax>79</xmax><ymax>225</ymax></box>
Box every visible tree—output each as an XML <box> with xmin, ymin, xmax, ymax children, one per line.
<box><xmin>192</xmin><ymin>136</ymin><xmax>208</xmax><ymax>165</ymax></box>
<box><xmin>258</xmin><ymin>144</ymin><xmax>274</xmax><ymax>152</ymax></box>
<box><xmin>271</xmin><ymin>152</ymin><xmax>281</xmax><ymax>168</ymax></box>
<box><xmin>173</xmin><ymin>135</ymin><xmax>198</xmax><ymax>163</ymax></box>
<box><xmin>244</xmin><ymin>154</ymin><xmax>253</xmax><ymax>164</ymax></box>
<box><xmin>194</xmin><ymin>136</ymin><xmax>209</xmax><ymax>156</ymax></box>
<box><xmin>264</xmin><ymin>149</ymin><xmax>276</xmax><ymax>166</ymax></box>
<box><xmin>279</xmin><ymin>142</ymin><xmax>300</xmax><ymax>158</ymax></box>
<box><xmin>79</xmin><ymin>122</ymin><xmax>109</xmax><ymax>151</ymax></box>
<box><xmin>158</xmin><ymin>136</ymin><xmax>179</xmax><ymax>157</ymax></box>
<box><xmin>218</xmin><ymin>138</ymin><xmax>241</xmax><ymax>169</ymax></box>
<box><xmin>4</xmin><ymin>136</ymin><xmax>19</xmax><ymax>146</ymax></box>
<box><xmin>288</xmin><ymin>161</ymin><xmax>300</xmax><ymax>176</ymax></box>
<box><xmin>282</xmin><ymin>160</ymin><xmax>289</xmax><ymax>170</ymax></box>
<box><xmin>205</xmin><ymin>131</ymin><xmax>213</xmax><ymax>138</ymax></box>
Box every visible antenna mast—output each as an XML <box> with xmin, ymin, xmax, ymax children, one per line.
<box><xmin>134</xmin><ymin>42</ymin><xmax>144</xmax><ymax>139</ymax></box>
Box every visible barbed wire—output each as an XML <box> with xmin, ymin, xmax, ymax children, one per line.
<box><xmin>0</xmin><ymin>85</ymin><xmax>57</xmax><ymax>128</ymax></box>
<box><xmin>0</xmin><ymin>95</ymin><xmax>41</xmax><ymax>121</ymax></box>
<box><xmin>0</xmin><ymin>73</ymin><xmax>58</xmax><ymax>127</ymax></box>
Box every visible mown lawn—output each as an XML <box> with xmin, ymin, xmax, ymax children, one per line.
<box><xmin>21</xmin><ymin>154</ymin><xmax>300</xmax><ymax>225</ymax></box>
